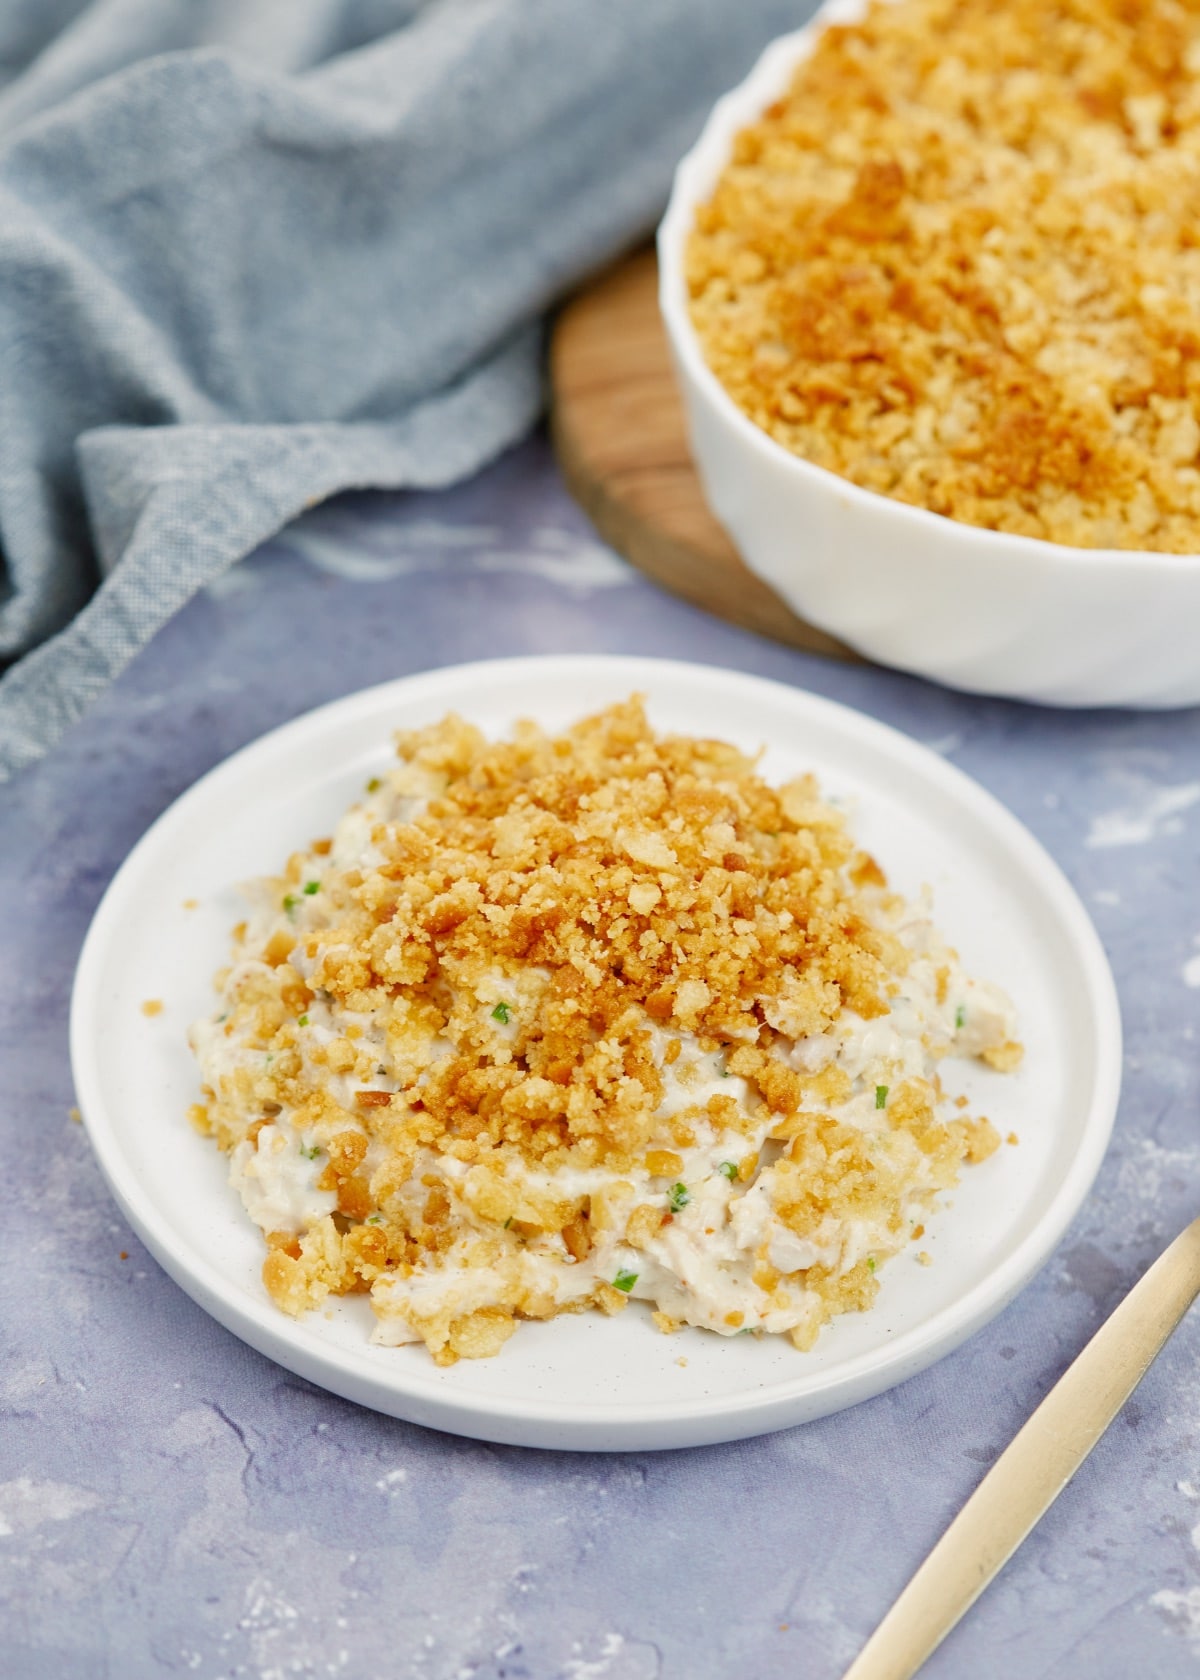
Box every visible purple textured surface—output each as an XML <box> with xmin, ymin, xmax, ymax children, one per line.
<box><xmin>4</xmin><ymin>432</ymin><xmax>1200</xmax><ymax>1678</ymax></box>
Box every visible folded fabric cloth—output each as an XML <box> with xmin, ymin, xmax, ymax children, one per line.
<box><xmin>0</xmin><ymin>0</ymin><xmax>812</xmax><ymax>780</ymax></box>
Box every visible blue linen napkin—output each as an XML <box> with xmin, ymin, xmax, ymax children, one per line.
<box><xmin>0</xmin><ymin>0</ymin><xmax>812</xmax><ymax>780</ymax></box>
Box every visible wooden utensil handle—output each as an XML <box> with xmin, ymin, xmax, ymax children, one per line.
<box><xmin>843</xmin><ymin>1216</ymin><xmax>1200</xmax><ymax>1680</ymax></box>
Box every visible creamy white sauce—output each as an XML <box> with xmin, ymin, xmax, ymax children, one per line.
<box><xmin>229</xmin><ymin>1124</ymin><xmax>335</xmax><ymax>1235</ymax></box>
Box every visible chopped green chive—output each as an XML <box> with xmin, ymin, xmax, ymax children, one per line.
<box><xmin>667</xmin><ymin>1183</ymin><xmax>690</xmax><ymax>1213</ymax></box>
<box><xmin>300</xmin><ymin>1145</ymin><xmax>321</xmax><ymax>1161</ymax></box>
<box><xmin>303</xmin><ymin>881</ymin><xmax>320</xmax><ymax>895</ymax></box>
<box><xmin>867</xmin><ymin>1257</ymin><xmax>877</xmax><ymax>1272</ymax></box>
<box><xmin>297</xmin><ymin>1014</ymin><xmax>309</xmax><ymax>1027</ymax></box>
<box><xmin>875</xmin><ymin>1085</ymin><xmax>888</xmax><ymax>1109</ymax></box>
<box><xmin>955</xmin><ymin>1004</ymin><xmax>966</xmax><ymax>1030</ymax></box>
<box><xmin>613</xmin><ymin>1269</ymin><xmax>638</xmax><ymax>1293</ymax></box>
<box><xmin>491</xmin><ymin>1002</ymin><xmax>511</xmax><ymax>1024</ymax></box>
<box><xmin>366</xmin><ymin>1214</ymin><xmax>383</xmax><ymax>1225</ymax></box>
<box><xmin>718</xmin><ymin>1161</ymin><xmax>739</xmax><ymax>1181</ymax></box>
<box><xmin>366</xmin><ymin>777</ymin><xmax>382</xmax><ymax>793</ymax></box>
<box><xmin>503</xmin><ymin>1216</ymin><xmax>513</xmax><ymax>1229</ymax></box>
<box><xmin>283</xmin><ymin>894</ymin><xmax>298</xmax><ymax>914</ymax></box>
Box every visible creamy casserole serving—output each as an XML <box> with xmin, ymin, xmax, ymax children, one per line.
<box><xmin>189</xmin><ymin>699</ymin><xmax>1021</xmax><ymax>1365</ymax></box>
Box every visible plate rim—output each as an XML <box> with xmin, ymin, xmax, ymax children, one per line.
<box><xmin>69</xmin><ymin>654</ymin><xmax>1123</xmax><ymax>1449</ymax></box>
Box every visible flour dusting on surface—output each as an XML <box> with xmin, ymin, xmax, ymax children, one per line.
<box><xmin>1112</xmin><ymin>1139</ymin><xmax>1200</xmax><ymax>1235</ymax></box>
<box><xmin>283</xmin><ymin>514</ymin><xmax>631</xmax><ymax>592</ymax></box>
<box><xmin>561</xmin><ymin>1632</ymin><xmax>660</xmax><ymax>1680</ymax></box>
<box><xmin>205</xmin><ymin>565</ymin><xmax>261</xmax><ymax>600</ymax></box>
<box><xmin>922</xmin><ymin>733</ymin><xmax>962</xmax><ymax>757</ymax></box>
<box><xmin>1086</xmin><ymin>780</ymin><xmax>1200</xmax><ymax>849</ymax></box>
<box><xmin>0</xmin><ymin>1477</ymin><xmax>100</xmax><ymax>1538</ymax></box>
<box><xmin>1152</xmin><ymin>1586</ymin><xmax>1200</xmax><ymax>1649</ymax></box>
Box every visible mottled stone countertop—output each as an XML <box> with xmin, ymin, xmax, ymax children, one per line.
<box><xmin>5</xmin><ymin>433</ymin><xmax>1200</xmax><ymax>1680</ymax></box>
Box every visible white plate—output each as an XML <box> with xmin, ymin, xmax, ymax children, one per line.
<box><xmin>71</xmin><ymin>657</ymin><xmax>1121</xmax><ymax>1451</ymax></box>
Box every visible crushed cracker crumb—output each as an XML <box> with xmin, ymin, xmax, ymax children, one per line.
<box><xmin>188</xmin><ymin>699</ymin><xmax>1021</xmax><ymax>1364</ymax></box>
<box><xmin>688</xmin><ymin>0</ymin><xmax>1200</xmax><ymax>552</ymax></box>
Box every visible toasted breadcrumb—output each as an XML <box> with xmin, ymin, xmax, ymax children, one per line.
<box><xmin>141</xmin><ymin>999</ymin><xmax>163</xmax><ymax>1017</ymax></box>
<box><xmin>982</xmin><ymin>1040</ymin><xmax>1024</xmax><ymax>1073</ymax></box>
<box><xmin>689</xmin><ymin>0</ymin><xmax>1200</xmax><ymax>552</ymax></box>
<box><xmin>190</xmin><ymin>699</ymin><xmax>1021</xmax><ymax>1363</ymax></box>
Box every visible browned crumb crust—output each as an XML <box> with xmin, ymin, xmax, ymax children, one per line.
<box><xmin>229</xmin><ymin>697</ymin><xmax>910</xmax><ymax>1165</ymax></box>
<box><xmin>195</xmin><ymin>699</ymin><xmax>1006</xmax><ymax>1359</ymax></box>
<box><xmin>688</xmin><ymin>0</ymin><xmax>1200</xmax><ymax>552</ymax></box>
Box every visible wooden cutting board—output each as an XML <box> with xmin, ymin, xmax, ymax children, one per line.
<box><xmin>548</xmin><ymin>246</ymin><xmax>856</xmax><ymax>664</ymax></box>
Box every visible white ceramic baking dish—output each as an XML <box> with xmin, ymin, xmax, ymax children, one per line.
<box><xmin>657</xmin><ymin>0</ymin><xmax>1200</xmax><ymax>708</ymax></box>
